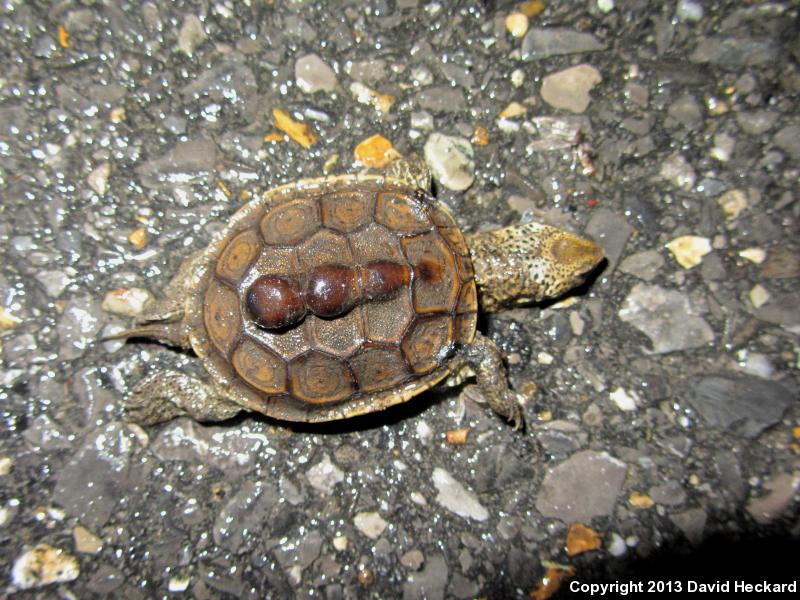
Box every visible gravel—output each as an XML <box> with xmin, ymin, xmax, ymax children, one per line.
<box><xmin>1</xmin><ymin>1</ymin><xmax>798</xmax><ymax>597</ymax></box>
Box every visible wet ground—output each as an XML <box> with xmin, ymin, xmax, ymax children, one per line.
<box><xmin>1</xmin><ymin>0</ymin><xmax>799</xmax><ymax>597</ymax></box>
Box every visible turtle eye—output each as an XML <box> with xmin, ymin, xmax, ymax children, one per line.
<box><xmin>246</xmin><ymin>275</ymin><xmax>306</xmax><ymax>329</ymax></box>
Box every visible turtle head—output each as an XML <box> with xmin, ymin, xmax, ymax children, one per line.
<box><xmin>467</xmin><ymin>222</ymin><xmax>604</xmax><ymax>312</ymax></box>
<box><xmin>538</xmin><ymin>228</ymin><xmax>605</xmax><ymax>299</ymax></box>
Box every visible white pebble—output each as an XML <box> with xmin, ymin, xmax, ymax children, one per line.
<box><xmin>749</xmin><ymin>284</ymin><xmax>770</xmax><ymax>309</ymax></box>
<box><xmin>510</xmin><ymin>69</ymin><xmax>525</xmax><ymax>88</ymax></box>
<box><xmin>665</xmin><ymin>235</ymin><xmax>712</xmax><ymax>269</ymax></box>
<box><xmin>739</xmin><ymin>247</ymin><xmax>766</xmax><ymax>264</ymax></box>
<box><xmin>736</xmin><ymin>350</ymin><xmax>774</xmax><ymax>379</ymax></box>
<box><xmin>432</xmin><ymin>467</ymin><xmax>488</xmax><ymax>521</ymax></box>
<box><xmin>12</xmin><ymin>545</ymin><xmax>79</xmax><ymax>589</ymax></box>
<box><xmin>537</xmin><ymin>352</ymin><xmax>554</xmax><ymax>365</ymax></box>
<box><xmin>332</xmin><ymin>535</ymin><xmax>348</xmax><ymax>551</ymax></box>
<box><xmin>607</xmin><ymin>532</ymin><xmax>627</xmax><ymax>556</ymax></box>
<box><xmin>354</xmin><ymin>511</ymin><xmax>388</xmax><ymax>539</ymax></box>
<box><xmin>597</xmin><ymin>0</ymin><xmax>615</xmax><ymax>13</ymax></box>
<box><xmin>423</xmin><ymin>133</ymin><xmax>475</xmax><ymax>191</ymax></box>
<box><xmin>101</xmin><ymin>287</ymin><xmax>154</xmax><ymax>317</ymax></box>
<box><xmin>609</xmin><ymin>387</ymin><xmax>638</xmax><ymax>412</ymax></box>
<box><xmin>168</xmin><ymin>576</ymin><xmax>190</xmax><ymax>593</ymax></box>
<box><xmin>87</xmin><ymin>162</ymin><xmax>111</xmax><ymax>196</ymax></box>
<box><xmin>718</xmin><ymin>189</ymin><xmax>748</xmax><ymax>220</ymax></box>
<box><xmin>410</xmin><ymin>491</ymin><xmax>428</xmax><ymax>506</ymax></box>
<box><xmin>676</xmin><ymin>0</ymin><xmax>704</xmax><ymax>22</ymax></box>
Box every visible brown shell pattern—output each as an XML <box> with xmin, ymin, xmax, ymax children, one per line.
<box><xmin>191</xmin><ymin>177</ymin><xmax>478</xmax><ymax>422</ymax></box>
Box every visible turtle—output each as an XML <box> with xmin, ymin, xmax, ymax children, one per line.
<box><xmin>114</xmin><ymin>157</ymin><xmax>603</xmax><ymax>429</ymax></box>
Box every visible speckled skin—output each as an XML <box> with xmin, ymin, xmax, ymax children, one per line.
<box><xmin>467</xmin><ymin>222</ymin><xmax>605</xmax><ymax>312</ymax></box>
<box><xmin>116</xmin><ymin>159</ymin><xmax>603</xmax><ymax>430</ymax></box>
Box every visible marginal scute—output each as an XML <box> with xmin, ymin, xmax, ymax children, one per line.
<box><xmin>456</xmin><ymin>279</ymin><xmax>478</xmax><ymax>314</ymax></box>
<box><xmin>376</xmin><ymin>191</ymin><xmax>432</xmax><ymax>234</ymax></box>
<box><xmin>349</xmin><ymin>345</ymin><xmax>410</xmax><ymax>392</ymax></box>
<box><xmin>232</xmin><ymin>337</ymin><xmax>287</xmax><ymax>394</ymax></box>
<box><xmin>290</xmin><ymin>351</ymin><xmax>355</xmax><ymax>404</ymax></box>
<box><xmin>216</xmin><ymin>228</ymin><xmax>262</xmax><ymax>283</ymax></box>
<box><xmin>436</xmin><ymin>226</ymin><xmax>470</xmax><ymax>256</ymax></box>
<box><xmin>203</xmin><ymin>279</ymin><xmax>240</xmax><ymax>356</ymax></box>
<box><xmin>402</xmin><ymin>232</ymin><xmax>459</xmax><ymax>314</ymax></box>
<box><xmin>321</xmin><ymin>191</ymin><xmax>375</xmax><ymax>232</ymax></box>
<box><xmin>260</xmin><ymin>197</ymin><xmax>320</xmax><ymax>245</ymax></box>
<box><xmin>401</xmin><ymin>315</ymin><xmax>454</xmax><ymax>374</ymax></box>
<box><xmin>430</xmin><ymin>205</ymin><xmax>457</xmax><ymax>228</ymax></box>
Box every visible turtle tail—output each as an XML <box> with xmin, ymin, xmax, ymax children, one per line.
<box><xmin>102</xmin><ymin>320</ymin><xmax>190</xmax><ymax>349</ymax></box>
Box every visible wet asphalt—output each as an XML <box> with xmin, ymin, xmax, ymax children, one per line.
<box><xmin>0</xmin><ymin>1</ymin><xmax>798</xmax><ymax>598</ymax></box>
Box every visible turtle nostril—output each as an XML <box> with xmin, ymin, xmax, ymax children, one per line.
<box><xmin>246</xmin><ymin>275</ymin><xmax>306</xmax><ymax>329</ymax></box>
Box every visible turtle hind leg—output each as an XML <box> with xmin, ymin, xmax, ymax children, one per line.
<box><xmin>460</xmin><ymin>331</ymin><xmax>524</xmax><ymax>430</ymax></box>
<box><xmin>124</xmin><ymin>371</ymin><xmax>241</xmax><ymax>426</ymax></box>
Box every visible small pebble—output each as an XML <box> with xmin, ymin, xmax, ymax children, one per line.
<box><xmin>540</xmin><ymin>64</ymin><xmax>602</xmax><ymax>114</ymax></box>
<box><xmin>354</xmin><ymin>512</ymin><xmax>388</xmax><ymax>540</ymax></box>
<box><xmin>410</xmin><ymin>65</ymin><xmax>434</xmax><ymax>86</ymax></box>
<box><xmin>717</xmin><ymin>189</ymin><xmax>748</xmax><ymax>219</ymax></box>
<box><xmin>354</xmin><ymin>135</ymin><xmax>400</xmax><ymax>168</ymax></box>
<box><xmin>73</xmin><ymin>525</ymin><xmax>103</xmax><ymax>554</ymax></box>
<box><xmin>432</xmin><ymin>467</ymin><xmax>488</xmax><ymax>521</ymax></box>
<box><xmin>499</xmin><ymin>101</ymin><xmax>526</xmax><ymax>119</ymax></box>
<box><xmin>665</xmin><ymin>235</ymin><xmax>712</xmax><ymax>269</ymax></box>
<box><xmin>569</xmin><ymin>311</ymin><xmax>585</xmax><ymax>336</ymax></box>
<box><xmin>400</xmin><ymin>549</ymin><xmax>425</xmax><ymax>570</ymax></box>
<box><xmin>659</xmin><ymin>154</ymin><xmax>696</xmax><ymax>191</ymax></box>
<box><xmin>446</xmin><ymin>428</ymin><xmax>469</xmax><ymax>445</ymax></box>
<box><xmin>168</xmin><ymin>576</ymin><xmax>191</xmax><ymax>593</ymax></box>
<box><xmin>88</xmin><ymin>163</ymin><xmax>111</xmax><ymax>196</ymax></box>
<box><xmin>628</xmin><ymin>491</ymin><xmax>655</xmax><ymax>509</ymax></box>
<box><xmin>609</xmin><ymin>387</ymin><xmax>638</xmax><ymax>411</ymax></box>
<box><xmin>295</xmin><ymin>54</ymin><xmax>338</xmax><ymax>94</ymax></box>
<box><xmin>176</xmin><ymin>14</ymin><xmax>206</xmax><ymax>56</ymax></box>
<box><xmin>349</xmin><ymin>82</ymin><xmax>395</xmax><ymax>114</ymax></box>
<box><xmin>101</xmin><ymin>287</ymin><xmax>154</xmax><ymax>317</ymax></box>
<box><xmin>273</xmin><ymin>108</ymin><xmax>317</xmax><ymax>149</ymax></box>
<box><xmin>0</xmin><ymin>307</ymin><xmax>22</xmax><ymax>330</ymax></box>
<box><xmin>306</xmin><ymin>454</ymin><xmax>345</xmax><ymax>495</ymax></box>
<box><xmin>332</xmin><ymin>535</ymin><xmax>348</xmax><ymax>551</ymax></box>
<box><xmin>710</xmin><ymin>132</ymin><xmax>735</xmax><ymax>162</ymax></box>
<box><xmin>410</xmin><ymin>111</ymin><xmax>434</xmax><ymax>131</ymax></box>
<box><xmin>12</xmin><ymin>544</ymin><xmax>79</xmax><ymax>590</ymax></box>
<box><xmin>748</xmin><ymin>284</ymin><xmax>770</xmax><ymax>309</ymax></box>
<box><xmin>537</xmin><ymin>351</ymin><xmax>554</xmax><ymax>365</ymax></box>
<box><xmin>471</xmin><ymin>126</ymin><xmax>490</xmax><ymax>146</ymax></box>
<box><xmin>0</xmin><ymin>457</ymin><xmax>12</xmax><ymax>475</ymax></box>
<box><xmin>597</xmin><ymin>0</ymin><xmax>615</xmax><ymax>13</ymax></box>
<box><xmin>676</xmin><ymin>0</ymin><xmax>704</xmax><ymax>22</ymax></box>
<box><xmin>518</xmin><ymin>0</ymin><xmax>545</xmax><ymax>18</ymax></box>
<box><xmin>505</xmin><ymin>12</ymin><xmax>529</xmax><ymax>38</ymax></box>
<box><xmin>510</xmin><ymin>69</ymin><xmax>525</xmax><ymax>87</ymax></box>
<box><xmin>739</xmin><ymin>247</ymin><xmax>766</xmax><ymax>264</ymax></box>
<box><xmin>127</xmin><ymin>226</ymin><xmax>147</xmax><ymax>249</ymax></box>
<box><xmin>736</xmin><ymin>349</ymin><xmax>774</xmax><ymax>379</ymax></box>
<box><xmin>423</xmin><ymin>133</ymin><xmax>475</xmax><ymax>191</ymax></box>
<box><xmin>566</xmin><ymin>523</ymin><xmax>602</xmax><ymax>556</ymax></box>
<box><xmin>607</xmin><ymin>532</ymin><xmax>627</xmax><ymax>557</ymax></box>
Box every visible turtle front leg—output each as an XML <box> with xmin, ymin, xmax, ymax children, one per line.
<box><xmin>125</xmin><ymin>371</ymin><xmax>242</xmax><ymax>426</ymax></box>
<box><xmin>461</xmin><ymin>331</ymin><xmax>524</xmax><ymax>430</ymax></box>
